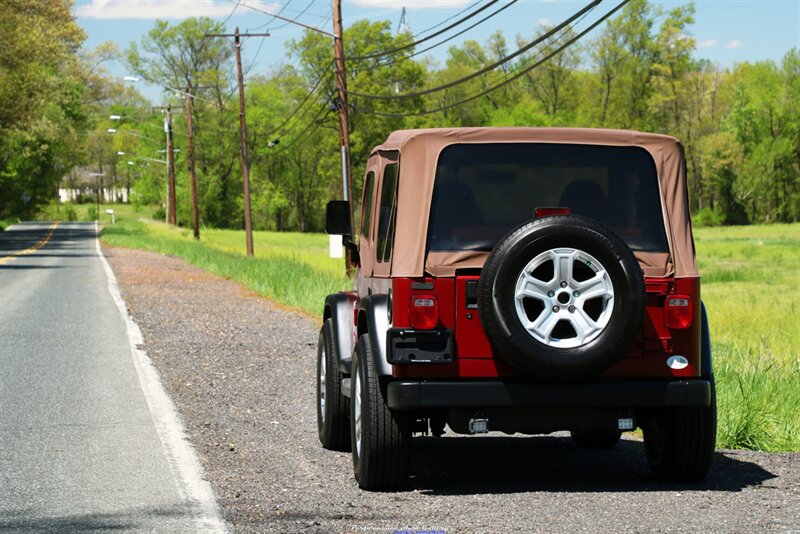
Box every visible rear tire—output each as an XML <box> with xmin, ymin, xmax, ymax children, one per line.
<box><xmin>351</xmin><ymin>334</ymin><xmax>411</xmax><ymax>491</ymax></box>
<box><xmin>317</xmin><ymin>319</ymin><xmax>350</xmax><ymax>451</ymax></box>
<box><xmin>644</xmin><ymin>377</ymin><xmax>717</xmax><ymax>482</ymax></box>
<box><xmin>571</xmin><ymin>430</ymin><xmax>622</xmax><ymax>449</ymax></box>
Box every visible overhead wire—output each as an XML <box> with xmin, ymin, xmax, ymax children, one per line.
<box><xmin>352</xmin><ymin>0</ymin><xmax>629</xmax><ymax>117</ymax></box>
<box><xmin>412</xmin><ymin>0</ymin><xmax>482</xmax><ymax>37</ymax></box>
<box><xmin>370</xmin><ymin>0</ymin><xmax>520</xmax><ymax>70</ymax></box>
<box><xmin>268</xmin><ymin>103</ymin><xmax>331</xmax><ymax>155</ymax></box>
<box><xmin>264</xmin><ymin>70</ymin><xmax>334</xmax><ymax>138</ymax></box>
<box><xmin>221</xmin><ymin>0</ymin><xmax>241</xmax><ymax>25</ymax></box>
<box><xmin>347</xmin><ymin>0</ymin><xmax>502</xmax><ymax>61</ymax></box>
<box><xmin>242</xmin><ymin>0</ymin><xmax>294</xmax><ymax>75</ymax></box>
<box><xmin>346</xmin><ymin>0</ymin><xmax>600</xmax><ymax>100</ymax></box>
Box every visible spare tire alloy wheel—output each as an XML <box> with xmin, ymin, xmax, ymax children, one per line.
<box><xmin>479</xmin><ymin>215</ymin><xmax>645</xmax><ymax>380</ymax></box>
<box><xmin>515</xmin><ymin>247</ymin><xmax>614</xmax><ymax>349</ymax></box>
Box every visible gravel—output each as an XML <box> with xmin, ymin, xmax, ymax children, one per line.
<box><xmin>104</xmin><ymin>246</ymin><xmax>800</xmax><ymax>534</ymax></box>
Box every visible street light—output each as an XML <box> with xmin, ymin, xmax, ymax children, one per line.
<box><xmin>109</xmin><ymin>115</ymin><xmax>122</xmax><ymax>120</ymax></box>
<box><xmin>107</xmin><ymin>128</ymin><xmax>117</xmax><ymax>133</ymax></box>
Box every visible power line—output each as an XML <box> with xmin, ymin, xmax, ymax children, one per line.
<box><xmin>269</xmin><ymin>103</ymin><xmax>331</xmax><ymax>155</ymax></box>
<box><xmin>371</xmin><ymin>0</ymin><xmax>520</xmax><ymax>70</ymax></box>
<box><xmin>353</xmin><ymin>0</ymin><xmax>629</xmax><ymax>118</ymax></box>
<box><xmin>264</xmin><ymin>71</ymin><xmax>333</xmax><ymax>138</ymax></box>
<box><xmin>222</xmin><ymin>0</ymin><xmax>241</xmax><ymax>25</ymax></box>
<box><xmin>348</xmin><ymin>0</ymin><xmax>502</xmax><ymax>61</ymax></box>
<box><xmin>227</xmin><ymin>0</ymin><xmax>334</xmax><ymax>37</ymax></box>
<box><xmin>347</xmin><ymin>0</ymin><xmax>600</xmax><ymax>100</ymax></box>
<box><xmin>413</xmin><ymin>0</ymin><xmax>482</xmax><ymax>37</ymax></box>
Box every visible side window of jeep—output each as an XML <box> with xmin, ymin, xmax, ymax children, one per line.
<box><xmin>376</xmin><ymin>163</ymin><xmax>399</xmax><ymax>263</ymax></box>
<box><xmin>360</xmin><ymin>171</ymin><xmax>375</xmax><ymax>239</ymax></box>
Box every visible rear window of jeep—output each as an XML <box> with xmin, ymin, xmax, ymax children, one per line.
<box><xmin>426</xmin><ymin>143</ymin><xmax>669</xmax><ymax>253</ymax></box>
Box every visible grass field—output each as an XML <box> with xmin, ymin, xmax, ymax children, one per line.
<box><xmin>695</xmin><ymin>224</ymin><xmax>799</xmax><ymax>452</ymax></box>
<box><xmin>101</xmin><ymin>215</ymin><xmax>348</xmax><ymax>317</ymax></box>
<box><xmin>98</xmin><ymin>213</ymin><xmax>799</xmax><ymax>452</ymax></box>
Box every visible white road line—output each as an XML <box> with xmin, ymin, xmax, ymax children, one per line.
<box><xmin>94</xmin><ymin>222</ymin><xmax>230</xmax><ymax>533</ymax></box>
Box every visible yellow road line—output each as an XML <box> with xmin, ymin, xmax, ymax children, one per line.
<box><xmin>0</xmin><ymin>222</ymin><xmax>60</xmax><ymax>265</ymax></box>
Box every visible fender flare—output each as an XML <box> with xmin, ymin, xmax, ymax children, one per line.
<box><xmin>358</xmin><ymin>294</ymin><xmax>393</xmax><ymax>376</ymax></box>
<box><xmin>324</xmin><ymin>292</ymin><xmax>357</xmax><ymax>375</ymax></box>
<box><xmin>700</xmin><ymin>301</ymin><xmax>713</xmax><ymax>378</ymax></box>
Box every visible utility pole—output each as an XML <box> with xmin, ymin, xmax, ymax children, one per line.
<box><xmin>165</xmin><ymin>105</ymin><xmax>177</xmax><ymax>225</ymax></box>
<box><xmin>185</xmin><ymin>88</ymin><xmax>200</xmax><ymax>240</ymax></box>
<box><xmin>206</xmin><ymin>29</ymin><xmax>270</xmax><ymax>257</ymax></box>
<box><xmin>332</xmin><ymin>0</ymin><xmax>354</xmax><ymax>272</ymax></box>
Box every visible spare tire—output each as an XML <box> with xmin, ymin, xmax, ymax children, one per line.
<box><xmin>478</xmin><ymin>215</ymin><xmax>645</xmax><ymax>380</ymax></box>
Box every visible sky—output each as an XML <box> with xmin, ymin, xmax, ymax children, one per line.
<box><xmin>73</xmin><ymin>0</ymin><xmax>800</xmax><ymax>104</ymax></box>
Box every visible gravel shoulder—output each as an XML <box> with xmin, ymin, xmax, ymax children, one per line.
<box><xmin>103</xmin><ymin>245</ymin><xmax>800</xmax><ymax>534</ymax></box>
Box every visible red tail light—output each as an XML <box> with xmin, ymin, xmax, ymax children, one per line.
<box><xmin>535</xmin><ymin>207</ymin><xmax>571</xmax><ymax>218</ymax></box>
<box><xmin>665</xmin><ymin>295</ymin><xmax>693</xmax><ymax>329</ymax></box>
<box><xmin>410</xmin><ymin>295</ymin><xmax>439</xmax><ymax>330</ymax></box>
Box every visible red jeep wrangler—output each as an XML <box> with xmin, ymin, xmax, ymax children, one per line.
<box><xmin>319</xmin><ymin>128</ymin><xmax>716</xmax><ymax>491</ymax></box>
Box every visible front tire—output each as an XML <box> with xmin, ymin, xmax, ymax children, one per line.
<box><xmin>643</xmin><ymin>377</ymin><xmax>717</xmax><ymax>482</ymax></box>
<box><xmin>351</xmin><ymin>334</ymin><xmax>411</xmax><ymax>491</ymax></box>
<box><xmin>317</xmin><ymin>319</ymin><xmax>350</xmax><ymax>451</ymax></box>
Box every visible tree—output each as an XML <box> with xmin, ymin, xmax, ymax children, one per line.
<box><xmin>126</xmin><ymin>18</ymin><xmax>239</xmax><ymax>227</ymax></box>
<box><xmin>0</xmin><ymin>0</ymin><xmax>87</xmax><ymax>219</ymax></box>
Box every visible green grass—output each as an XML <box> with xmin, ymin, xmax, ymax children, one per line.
<box><xmin>102</xmin><ymin>218</ymin><xmax>350</xmax><ymax>316</ymax></box>
<box><xmin>100</xmin><ymin>218</ymin><xmax>800</xmax><ymax>452</ymax></box>
<box><xmin>695</xmin><ymin>224</ymin><xmax>800</xmax><ymax>451</ymax></box>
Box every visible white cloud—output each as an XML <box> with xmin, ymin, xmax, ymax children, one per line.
<box><xmin>696</xmin><ymin>38</ymin><xmax>718</xmax><ymax>49</ymax></box>
<box><xmin>349</xmin><ymin>0</ymin><xmax>471</xmax><ymax>9</ymax></box>
<box><xmin>725</xmin><ymin>39</ymin><xmax>744</xmax><ymax>49</ymax></box>
<box><xmin>75</xmin><ymin>0</ymin><xmax>279</xmax><ymax>20</ymax></box>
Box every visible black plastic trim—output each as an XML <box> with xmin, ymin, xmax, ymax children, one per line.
<box><xmin>386</xmin><ymin>379</ymin><xmax>712</xmax><ymax>410</ymax></box>
<box><xmin>700</xmin><ymin>301</ymin><xmax>713</xmax><ymax>377</ymax></box>
<box><xmin>359</xmin><ymin>294</ymin><xmax>393</xmax><ymax>376</ymax></box>
<box><xmin>324</xmin><ymin>293</ymin><xmax>357</xmax><ymax>375</ymax></box>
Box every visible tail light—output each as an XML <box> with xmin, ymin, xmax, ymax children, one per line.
<box><xmin>535</xmin><ymin>207</ymin><xmax>571</xmax><ymax>218</ymax></box>
<box><xmin>410</xmin><ymin>295</ymin><xmax>439</xmax><ymax>330</ymax></box>
<box><xmin>665</xmin><ymin>295</ymin><xmax>693</xmax><ymax>329</ymax></box>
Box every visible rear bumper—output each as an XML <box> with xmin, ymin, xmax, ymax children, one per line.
<box><xmin>386</xmin><ymin>379</ymin><xmax>711</xmax><ymax>410</ymax></box>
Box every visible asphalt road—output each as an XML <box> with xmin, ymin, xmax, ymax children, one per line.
<box><xmin>104</xmin><ymin>246</ymin><xmax>800</xmax><ymax>534</ymax></box>
<box><xmin>0</xmin><ymin>222</ymin><xmax>227</xmax><ymax>532</ymax></box>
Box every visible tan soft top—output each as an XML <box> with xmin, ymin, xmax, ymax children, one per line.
<box><xmin>370</xmin><ymin>127</ymin><xmax>697</xmax><ymax>279</ymax></box>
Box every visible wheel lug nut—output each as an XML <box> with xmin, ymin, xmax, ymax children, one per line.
<box><xmin>547</xmin><ymin>290</ymin><xmax>555</xmax><ymax>298</ymax></box>
<box><xmin>568</xmin><ymin>305</ymin><xmax>576</xmax><ymax>313</ymax></box>
<box><xmin>573</xmin><ymin>290</ymin><xmax>580</xmax><ymax>297</ymax></box>
<box><xmin>560</xmin><ymin>281</ymin><xmax>568</xmax><ymax>288</ymax></box>
<box><xmin>553</xmin><ymin>306</ymin><xmax>560</xmax><ymax>312</ymax></box>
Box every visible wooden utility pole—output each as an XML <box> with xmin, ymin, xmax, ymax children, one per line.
<box><xmin>165</xmin><ymin>105</ymin><xmax>177</xmax><ymax>225</ymax></box>
<box><xmin>206</xmin><ymin>29</ymin><xmax>270</xmax><ymax>257</ymax></box>
<box><xmin>332</xmin><ymin>0</ymin><xmax>354</xmax><ymax>271</ymax></box>
<box><xmin>185</xmin><ymin>89</ymin><xmax>200</xmax><ymax>240</ymax></box>
<box><xmin>235</xmin><ymin>27</ymin><xmax>254</xmax><ymax>256</ymax></box>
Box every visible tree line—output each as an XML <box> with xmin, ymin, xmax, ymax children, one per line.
<box><xmin>1</xmin><ymin>0</ymin><xmax>797</xmax><ymax>229</ymax></box>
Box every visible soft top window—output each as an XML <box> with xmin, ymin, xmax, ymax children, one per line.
<box><xmin>426</xmin><ymin>143</ymin><xmax>669</xmax><ymax>253</ymax></box>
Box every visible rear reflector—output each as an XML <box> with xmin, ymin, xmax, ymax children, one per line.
<box><xmin>535</xmin><ymin>207</ymin><xmax>571</xmax><ymax>218</ymax></box>
<box><xmin>665</xmin><ymin>295</ymin><xmax>693</xmax><ymax>329</ymax></box>
<box><xmin>411</xmin><ymin>295</ymin><xmax>439</xmax><ymax>330</ymax></box>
